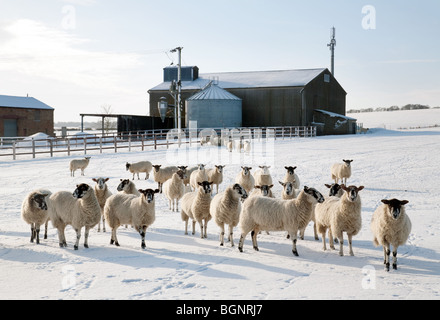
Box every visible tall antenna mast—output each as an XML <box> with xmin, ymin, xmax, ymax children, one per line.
<box><xmin>327</xmin><ymin>27</ymin><xmax>336</xmax><ymax>76</ymax></box>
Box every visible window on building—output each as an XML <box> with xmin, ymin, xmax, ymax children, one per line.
<box><xmin>34</xmin><ymin>110</ymin><xmax>41</xmax><ymax>121</ymax></box>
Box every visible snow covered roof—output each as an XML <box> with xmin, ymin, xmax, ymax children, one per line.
<box><xmin>0</xmin><ymin>95</ymin><xmax>54</xmax><ymax>110</ymax></box>
<box><xmin>149</xmin><ymin>68</ymin><xmax>327</xmax><ymax>92</ymax></box>
<box><xmin>315</xmin><ymin>109</ymin><xmax>357</xmax><ymax>121</ymax></box>
<box><xmin>187</xmin><ymin>83</ymin><xmax>241</xmax><ymax>101</ymax></box>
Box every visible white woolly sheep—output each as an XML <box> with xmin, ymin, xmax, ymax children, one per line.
<box><xmin>180</xmin><ymin>181</ymin><xmax>213</xmax><ymax>239</ymax></box>
<box><xmin>104</xmin><ymin>188</ymin><xmax>159</xmax><ymax>249</ymax></box>
<box><xmin>238</xmin><ymin>186</ymin><xmax>324</xmax><ymax>256</ymax></box>
<box><xmin>126</xmin><ymin>161</ymin><xmax>152</xmax><ymax>180</ymax></box>
<box><xmin>279</xmin><ymin>181</ymin><xmax>297</xmax><ymax>200</ymax></box>
<box><xmin>69</xmin><ymin>157</ymin><xmax>91</xmax><ymax>177</ymax></box>
<box><xmin>227</xmin><ymin>140</ymin><xmax>233</xmax><ymax>152</ymax></box>
<box><xmin>92</xmin><ymin>177</ymin><xmax>112</xmax><ymax>232</ymax></box>
<box><xmin>206</xmin><ymin>165</ymin><xmax>225</xmax><ymax>194</ymax></box>
<box><xmin>315</xmin><ymin>184</ymin><xmax>364</xmax><ymax>256</ymax></box>
<box><xmin>235</xmin><ymin>166</ymin><xmax>255</xmax><ymax>194</ymax></box>
<box><xmin>210</xmin><ymin>183</ymin><xmax>248</xmax><ymax>247</ymax></box>
<box><xmin>249</xmin><ymin>184</ymin><xmax>274</xmax><ymax>198</ymax></box>
<box><xmin>253</xmin><ymin>165</ymin><xmax>273</xmax><ymax>187</ymax></box>
<box><xmin>152</xmin><ymin>164</ymin><xmax>178</xmax><ymax>192</ymax></box>
<box><xmin>283</xmin><ymin>166</ymin><xmax>300</xmax><ymax>189</ymax></box>
<box><xmin>178</xmin><ymin>165</ymin><xmax>197</xmax><ymax>186</ymax></box>
<box><xmin>48</xmin><ymin>183</ymin><xmax>101</xmax><ymax>250</ymax></box>
<box><xmin>243</xmin><ymin>140</ymin><xmax>251</xmax><ymax>154</ymax></box>
<box><xmin>162</xmin><ymin>169</ymin><xmax>186</xmax><ymax>212</ymax></box>
<box><xmin>371</xmin><ymin>198</ymin><xmax>411</xmax><ymax>271</ymax></box>
<box><xmin>21</xmin><ymin>189</ymin><xmax>51</xmax><ymax>244</ymax></box>
<box><xmin>117</xmin><ymin>178</ymin><xmax>140</xmax><ymax>196</ymax></box>
<box><xmin>331</xmin><ymin>159</ymin><xmax>353</xmax><ymax>185</ymax></box>
<box><xmin>189</xmin><ymin>164</ymin><xmax>208</xmax><ymax>191</ymax></box>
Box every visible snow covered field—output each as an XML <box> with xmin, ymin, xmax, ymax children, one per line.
<box><xmin>1</xmin><ymin>109</ymin><xmax>440</xmax><ymax>301</ymax></box>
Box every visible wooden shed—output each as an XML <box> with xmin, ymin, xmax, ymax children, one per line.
<box><xmin>0</xmin><ymin>95</ymin><xmax>54</xmax><ymax>137</ymax></box>
<box><xmin>148</xmin><ymin>67</ymin><xmax>349</xmax><ymax>133</ymax></box>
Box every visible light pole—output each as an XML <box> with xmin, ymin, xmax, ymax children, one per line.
<box><xmin>170</xmin><ymin>47</ymin><xmax>183</xmax><ymax>130</ymax></box>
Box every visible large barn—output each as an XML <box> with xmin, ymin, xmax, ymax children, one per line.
<box><xmin>148</xmin><ymin>66</ymin><xmax>352</xmax><ymax>134</ymax></box>
<box><xmin>0</xmin><ymin>95</ymin><xmax>54</xmax><ymax>137</ymax></box>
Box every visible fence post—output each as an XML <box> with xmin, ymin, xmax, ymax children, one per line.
<box><xmin>32</xmin><ymin>139</ymin><xmax>36</xmax><ymax>159</ymax></box>
<box><xmin>13</xmin><ymin>141</ymin><xmax>16</xmax><ymax>160</ymax></box>
<box><xmin>141</xmin><ymin>134</ymin><xmax>144</xmax><ymax>151</ymax></box>
<box><xmin>128</xmin><ymin>133</ymin><xmax>131</xmax><ymax>152</ymax></box>
<box><xmin>154</xmin><ymin>133</ymin><xmax>157</xmax><ymax>150</ymax></box>
<box><xmin>114</xmin><ymin>136</ymin><xmax>117</xmax><ymax>153</ymax></box>
<box><xmin>84</xmin><ymin>137</ymin><xmax>87</xmax><ymax>155</ymax></box>
<box><xmin>99</xmin><ymin>137</ymin><xmax>103</xmax><ymax>153</ymax></box>
<box><xmin>50</xmin><ymin>140</ymin><xmax>53</xmax><ymax>157</ymax></box>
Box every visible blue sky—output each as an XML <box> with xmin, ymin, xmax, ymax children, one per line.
<box><xmin>0</xmin><ymin>0</ymin><xmax>439</xmax><ymax>122</ymax></box>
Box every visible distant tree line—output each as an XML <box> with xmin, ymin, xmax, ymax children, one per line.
<box><xmin>347</xmin><ymin>104</ymin><xmax>437</xmax><ymax>113</ymax></box>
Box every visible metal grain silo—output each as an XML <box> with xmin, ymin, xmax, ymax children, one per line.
<box><xmin>185</xmin><ymin>83</ymin><xmax>242</xmax><ymax>128</ymax></box>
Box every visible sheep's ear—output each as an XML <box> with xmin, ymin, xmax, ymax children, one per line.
<box><xmin>198</xmin><ymin>182</ymin><xmax>202</xmax><ymax>186</ymax></box>
<box><xmin>105</xmin><ymin>178</ymin><xmax>109</xmax><ymax>182</ymax></box>
<box><xmin>255</xmin><ymin>185</ymin><xmax>261</xmax><ymax>189</ymax></box>
<box><xmin>279</xmin><ymin>181</ymin><xmax>284</xmax><ymax>186</ymax></box>
<box><xmin>357</xmin><ymin>186</ymin><xmax>364</xmax><ymax>191</ymax></box>
<box><xmin>340</xmin><ymin>184</ymin><xmax>347</xmax><ymax>191</ymax></box>
<box><xmin>400</xmin><ymin>200</ymin><xmax>409</xmax><ymax>205</ymax></box>
<box><xmin>381</xmin><ymin>199</ymin><xmax>390</xmax><ymax>204</ymax></box>
<box><xmin>41</xmin><ymin>193</ymin><xmax>49</xmax><ymax>197</ymax></box>
<box><xmin>303</xmin><ymin>186</ymin><xmax>309</xmax><ymax>191</ymax></box>
<box><xmin>92</xmin><ymin>178</ymin><xmax>97</xmax><ymax>182</ymax></box>
<box><xmin>268</xmin><ymin>185</ymin><xmax>274</xmax><ymax>189</ymax></box>
<box><xmin>284</xmin><ymin>166</ymin><xmax>289</xmax><ymax>170</ymax></box>
<box><xmin>293</xmin><ymin>166</ymin><xmax>297</xmax><ymax>170</ymax></box>
<box><xmin>154</xmin><ymin>189</ymin><xmax>160</xmax><ymax>194</ymax></box>
<box><xmin>209</xmin><ymin>181</ymin><xmax>213</xmax><ymax>185</ymax></box>
<box><xmin>324</xmin><ymin>184</ymin><xmax>331</xmax><ymax>188</ymax></box>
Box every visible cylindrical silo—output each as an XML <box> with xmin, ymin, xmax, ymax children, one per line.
<box><xmin>186</xmin><ymin>83</ymin><xmax>242</xmax><ymax>128</ymax></box>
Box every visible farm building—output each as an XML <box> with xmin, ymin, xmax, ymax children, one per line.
<box><xmin>148</xmin><ymin>66</ymin><xmax>352</xmax><ymax>134</ymax></box>
<box><xmin>0</xmin><ymin>95</ymin><xmax>54</xmax><ymax>137</ymax></box>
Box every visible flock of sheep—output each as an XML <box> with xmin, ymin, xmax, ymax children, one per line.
<box><xmin>21</xmin><ymin>156</ymin><xmax>412</xmax><ymax>272</ymax></box>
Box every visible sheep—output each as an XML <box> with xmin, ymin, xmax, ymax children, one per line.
<box><xmin>210</xmin><ymin>183</ymin><xmax>248</xmax><ymax>247</ymax></box>
<box><xmin>21</xmin><ymin>189</ymin><xmax>51</xmax><ymax>244</ymax></box>
<box><xmin>279</xmin><ymin>181</ymin><xmax>296</xmax><ymax>200</ymax></box>
<box><xmin>152</xmin><ymin>164</ymin><xmax>178</xmax><ymax>192</ymax></box>
<box><xmin>235</xmin><ymin>166</ymin><xmax>255</xmax><ymax>194</ymax></box>
<box><xmin>243</xmin><ymin>140</ymin><xmax>251</xmax><ymax>154</ymax></box>
<box><xmin>371</xmin><ymin>198</ymin><xmax>411</xmax><ymax>271</ymax></box>
<box><xmin>117</xmin><ymin>179</ymin><xmax>140</xmax><ymax>196</ymax></box>
<box><xmin>180</xmin><ymin>181</ymin><xmax>213</xmax><ymax>239</ymax></box>
<box><xmin>48</xmin><ymin>183</ymin><xmax>101</xmax><ymax>250</ymax></box>
<box><xmin>189</xmin><ymin>163</ymin><xmax>208</xmax><ymax>191</ymax></box>
<box><xmin>331</xmin><ymin>159</ymin><xmax>353</xmax><ymax>185</ymax></box>
<box><xmin>253</xmin><ymin>165</ymin><xmax>273</xmax><ymax>187</ymax></box>
<box><xmin>227</xmin><ymin>140</ymin><xmax>233</xmax><ymax>152</ymax></box>
<box><xmin>238</xmin><ymin>186</ymin><xmax>325</xmax><ymax>256</ymax></box>
<box><xmin>92</xmin><ymin>177</ymin><xmax>112</xmax><ymax>232</ymax></box>
<box><xmin>162</xmin><ymin>169</ymin><xmax>186</xmax><ymax>212</ymax></box>
<box><xmin>104</xmin><ymin>188</ymin><xmax>159</xmax><ymax>249</ymax></box>
<box><xmin>249</xmin><ymin>184</ymin><xmax>274</xmax><ymax>198</ymax></box>
<box><xmin>126</xmin><ymin>161</ymin><xmax>152</xmax><ymax>180</ymax></box>
<box><xmin>315</xmin><ymin>185</ymin><xmax>364</xmax><ymax>256</ymax></box>
<box><xmin>69</xmin><ymin>157</ymin><xmax>91</xmax><ymax>177</ymax></box>
<box><xmin>283</xmin><ymin>166</ymin><xmax>300</xmax><ymax>189</ymax></box>
<box><xmin>178</xmin><ymin>165</ymin><xmax>197</xmax><ymax>186</ymax></box>
<box><xmin>325</xmin><ymin>183</ymin><xmax>343</xmax><ymax>198</ymax></box>
<box><xmin>206</xmin><ymin>165</ymin><xmax>225</xmax><ymax>194</ymax></box>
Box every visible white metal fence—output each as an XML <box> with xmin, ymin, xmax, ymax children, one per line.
<box><xmin>0</xmin><ymin>126</ymin><xmax>316</xmax><ymax>161</ymax></box>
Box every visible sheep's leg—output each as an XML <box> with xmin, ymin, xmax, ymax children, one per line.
<box><xmin>228</xmin><ymin>224</ymin><xmax>234</xmax><ymax>247</ymax></box>
<box><xmin>184</xmin><ymin>218</ymin><xmax>189</xmax><ymax>235</ymax></box>
<box><xmin>57</xmin><ymin>226</ymin><xmax>67</xmax><ymax>247</ymax></box>
<box><xmin>348</xmin><ymin>234</ymin><xmax>354</xmax><ymax>256</ymax></box>
<box><xmin>203</xmin><ymin>218</ymin><xmax>208</xmax><ymax>238</ymax></box>
<box><xmin>219</xmin><ymin>223</ymin><xmax>225</xmax><ymax>246</ymax></box>
<box><xmin>299</xmin><ymin>226</ymin><xmax>305</xmax><ymax>240</ymax></box>
<box><xmin>138</xmin><ymin>226</ymin><xmax>147</xmax><ymax>249</ymax></box>
<box><xmin>320</xmin><ymin>229</ymin><xmax>327</xmax><ymax>251</ymax></box>
<box><xmin>392</xmin><ymin>246</ymin><xmax>398</xmax><ymax>270</ymax></box>
<box><xmin>198</xmin><ymin>220</ymin><xmax>204</xmax><ymax>239</ymax></box>
<box><xmin>192</xmin><ymin>220</ymin><xmax>196</xmax><ymax>236</ymax></box>
<box><xmin>383</xmin><ymin>243</ymin><xmax>390</xmax><ymax>271</ymax></box>
<box><xmin>251</xmin><ymin>229</ymin><xmax>259</xmax><ymax>251</ymax></box>
<box><xmin>102</xmin><ymin>215</ymin><xmax>106</xmax><ymax>232</ymax></box>
<box><xmin>30</xmin><ymin>224</ymin><xmax>35</xmax><ymax>243</ymax></box>
<box><xmin>238</xmin><ymin>233</ymin><xmax>247</xmax><ymax>252</ymax></box>
<box><xmin>35</xmin><ymin>224</ymin><xmax>41</xmax><ymax>244</ymax></box>
<box><xmin>313</xmin><ymin>222</ymin><xmax>319</xmax><ymax>241</ymax></box>
<box><xmin>289</xmin><ymin>228</ymin><xmax>299</xmax><ymax>256</ymax></box>
<box><xmin>337</xmin><ymin>232</ymin><xmax>344</xmax><ymax>256</ymax></box>
<box><xmin>110</xmin><ymin>227</ymin><xmax>120</xmax><ymax>246</ymax></box>
<box><xmin>44</xmin><ymin>221</ymin><xmax>48</xmax><ymax>239</ymax></box>
<box><xmin>74</xmin><ymin>228</ymin><xmax>81</xmax><ymax>250</ymax></box>
<box><xmin>83</xmin><ymin>226</ymin><xmax>91</xmax><ymax>248</ymax></box>
<box><xmin>329</xmin><ymin>229</ymin><xmax>335</xmax><ymax>250</ymax></box>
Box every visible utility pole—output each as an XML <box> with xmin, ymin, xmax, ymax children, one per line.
<box><xmin>327</xmin><ymin>27</ymin><xmax>336</xmax><ymax>76</ymax></box>
<box><xmin>171</xmin><ymin>47</ymin><xmax>183</xmax><ymax>130</ymax></box>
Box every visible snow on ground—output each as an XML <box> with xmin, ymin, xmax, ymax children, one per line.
<box><xmin>1</xmin><ymin>110</ymin><xmax>440</xmax><ymax>300</ymax></box>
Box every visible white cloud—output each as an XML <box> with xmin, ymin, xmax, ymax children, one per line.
<box><xmin>0</xmin><ymin>19</ymin><xmax>144</xmax><ymax>92</ymax></box>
